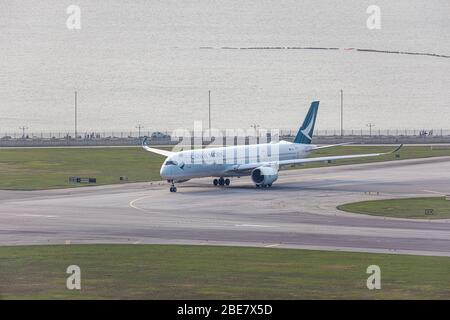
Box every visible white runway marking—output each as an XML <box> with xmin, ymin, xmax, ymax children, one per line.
<box><xmin>235</xmin><ymin>224</ymin><xmax>276</xmax><ymax>228</ymax></box>
<box><xmin>264</xmin><ymin>244</ymin><xmax>280</xmax><ymax>248</ymax></box>
<box><xmin>423</xmin><ymin>190</ymin><xmax>447</xmax><ymax>196</ymax></box>
<box><xmin>16</xmin><ymin>214</ymin><xmax>57</xmax><ymax>218</ymax></box>
<box><xmin>129</xmin><ymin>195</ymin><xmax>153</xmax><ymax>212</ymax></box>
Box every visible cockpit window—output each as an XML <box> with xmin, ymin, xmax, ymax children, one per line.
<box><xmin>165</xmin><ymin>160</ymin><xmax>178</xmax><ymax>166</ymax></box>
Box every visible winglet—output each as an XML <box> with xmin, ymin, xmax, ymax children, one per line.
<box><xmin>391</xmin><ymin>144</ymin><xmax>403</xmax><ymax>154</ymax></box>
<box><xmin>142</xmin><ymin>136</ymin><xmax>150</xmax><ymax>147</ymax></box>
<box><xmin>141</xmin><ymin>136</ymin><xmax>174</xmax><ymax>157</ymax></box>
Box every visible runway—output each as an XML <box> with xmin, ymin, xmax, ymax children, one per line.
<box><xmin>1</xmin><ymin>157</ymin><xmax>450</xmax><ymax>256</ymax></box>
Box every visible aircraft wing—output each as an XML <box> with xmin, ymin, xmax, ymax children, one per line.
<box><xmin>309</xmin><ymin>142</ymin><xmax>354</xmax><ymax>150</ymax></box>
<box><xmin>228</xmin><ymin>144</ymin><xmax>403</xmax><ymax>172</ymax></box>
<box><xmin>141</xmin><ymin>137</ymin><xmax>174</xmax><ymax>157</ymax></box>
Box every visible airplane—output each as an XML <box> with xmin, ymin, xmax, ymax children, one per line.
<box><xmin>142</xmin><ymin>101</ymin><xmax>402</xmax><ymax>192</ymax></box>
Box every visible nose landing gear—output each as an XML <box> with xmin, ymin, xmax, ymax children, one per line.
<box><xmin>169</xmin><ymin>181</ymin><xmax>177</xmax><ymax>192</ymax></box>
<box><xmin>255</xmin><ymin>183</ymin><xmax>272</xmax><ymax>188</ymax></box>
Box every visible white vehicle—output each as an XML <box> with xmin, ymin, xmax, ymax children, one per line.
<box><xmin>142</xmin><ymin>101</ymin><xmax>402</xmax><ymax>192</ymax></box>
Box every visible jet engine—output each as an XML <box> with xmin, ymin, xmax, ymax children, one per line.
<box><xmin>251</xmin><ymin>166</ymin><xmax>278</xmax><ymax>187</ymax></box>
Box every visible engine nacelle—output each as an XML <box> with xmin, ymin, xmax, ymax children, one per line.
<box><xmin>251</xmin><ymin>166</ymin><xmax>278</xmax><ymax>186</ymax></box>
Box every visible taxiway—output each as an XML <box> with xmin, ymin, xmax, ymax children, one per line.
<box><xmin>1</xmin><ymin>157</ymin><xmax>450</xmax><ymax>256</ymax></box>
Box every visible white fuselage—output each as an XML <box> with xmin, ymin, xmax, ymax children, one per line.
<box><xmin>160</xmin><ymin>141</ymin><xmax>315</xmax><ymax>181</ymax></box>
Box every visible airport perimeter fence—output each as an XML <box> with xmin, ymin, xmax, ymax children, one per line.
<box><xmin>1</xmin><ymin>128</ymin><xmax>450</xmax><ymax>147</ymax></box>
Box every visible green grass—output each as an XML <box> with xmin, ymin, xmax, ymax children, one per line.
<box><xmin>338</xmin><ymin>197</ymin><xmax>450</xmax><ymax>219</ymax></box>
<box><xmin>0</xmin><ymin>244</ymin><xmax>449</xmax><ymax>299</ymax></box>
<box><xmin>0</xmin><ymin>147</ymin><xmax>166</xmax><ymax>190</ymax></box>
<box><xmin>0</xmin><ymin>145</ymin><xmax>449</xmax><ymax>190</ymax></box>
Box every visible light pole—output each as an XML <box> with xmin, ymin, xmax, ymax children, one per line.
<box><xmin>135</xmin><ymin>124</ymin><xmax>144</xmax><ymax>139</ymax></box>
<box><xmin>19</xmin><ymin>126</ymin><xmax>28</xmax><ymax>139</ymax></box>
<box><xmin>340</xmin><ymin>89</ymin><xmax>344</xmax><ymax>136</ymax></box>
<box><xmin>74</xmin><ymin>91</ymin><xmax>78</xmax><ymax>139</ymax></box>
<box><xmin>251</xmin><ymin>124</ymin><xmax>260</xmax><ymax>144</ymax></box>
<box><xmin>208</xmin><ymin>90</ymin><xmax>211</xmax><ymax>131</ymax></box>
<box><xmin>366</xmin><ymin>123</ymin><xmax>375</xmax><ymax>136</ymax></box>
<box><xmin>251</xmin><ymin>124</ymin><xmax>260</xmax><ymax>134</ymax></box>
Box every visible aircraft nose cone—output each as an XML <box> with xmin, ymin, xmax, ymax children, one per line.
<box><xmin>160</xmin><ymin>165</ymin><xmax>170</xmax><ymax>179</ymax></box>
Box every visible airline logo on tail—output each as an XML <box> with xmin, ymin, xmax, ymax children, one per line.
<box><xmin>294</xmin><ymin>101</ymin><xmax>319</xmax><ymax>144</ymax></box>
<box><xmin>300</xmin><ymin>109</ymin><xmax>316</xmax><ymax>140</ymax></box>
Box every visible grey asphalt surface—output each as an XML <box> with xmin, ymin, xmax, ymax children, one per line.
<box><xmin>1</xmin><ymin>156</ymin><xmax>450</xmax><ymax>256</ymax></box>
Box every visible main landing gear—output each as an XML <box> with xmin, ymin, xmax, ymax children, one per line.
<box><xmin>169</xmin><ymin>181</ymin><xmax>177</xmax><ymax>192</ymax></box>
<box><xmin>213</xmin><ymin>177</ymin><xmax>230</xmax><ymax>187</ymax></box>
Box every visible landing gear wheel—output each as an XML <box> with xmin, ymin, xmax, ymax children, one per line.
<box><xmin>256</xmin><ymin>184</ymin><xmax>260</xmax><ymax>188</ymax></box>
<box><xmin>169</xmin><ymin>181</ymin><xmax>177</xmax><ymax>192</ymax></box>
<box><xmin>219</xmin><ymin>177</ymin><xmax>225</xmax><ymax>186</ymax></box>
<box><xmin>225</xmin><ymin>178</ymin><xmax>230</xmax><ymax>186</ymax></box>
<box><xmin>268</xmin><ymin>183</ymin><xmax>272</xmax><ymax>187</ymax></box>
<box><xmin>213</xmin><ymin>179</ymin><xmax>218</xmax><ymax>186</ymax></box>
